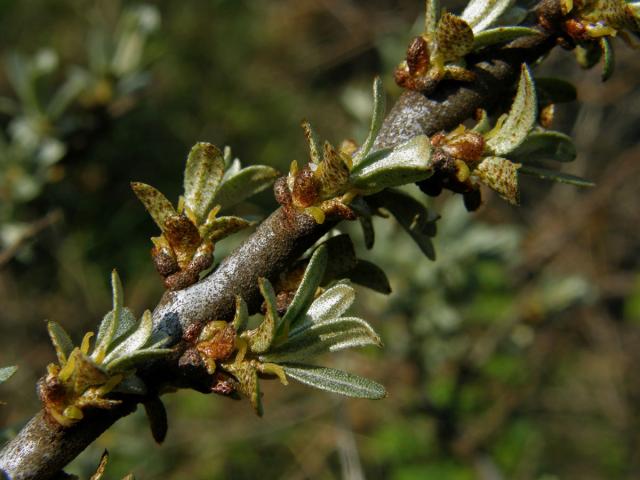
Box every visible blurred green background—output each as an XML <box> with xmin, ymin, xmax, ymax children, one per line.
<box><xmin>1</xmin><ymin>0</ymin><xmax>639</xmax><ymax>478</ymax></box>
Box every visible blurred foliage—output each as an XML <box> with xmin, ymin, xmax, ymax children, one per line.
<box><xmin>0</xmin><ymin>1</ymin><xmax>639</xmax><ymax>479</ymax></box>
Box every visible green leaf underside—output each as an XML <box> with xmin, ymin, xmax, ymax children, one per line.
<box><xmin>302</xmin><ymin>121</ymin><xmax>323</xmax><ymax>164</ymax></box>
<box><xmin>94</xmin><ymin>270</ymin><xmax>124</xmax><ymax>361</ymax></box>
<box><xmin>353</xmin><ymin>77</ymin><xmax>386</xmax><ymax>166</ymax></box>
<box><xmin>106</xmin><ymin>348</ymin><xmax>174</xmax><ymax>373</ymax></box>
<box><xmin>462</xmin><ymin>0</ymin><xmax>515</xmax><ymax>33</ymax></box>
<box><xmin>232</xmin><ymin>296</ymin><xmax>249</xmax><ymax>332</ymax></box>
<box><xmin>373</xmin><ymin>189</ymin><xmax>437</xmax><ymax>260</ymax></box>
<box><xmin>320</xmin><ymin>234</ymin><xmax>357</xmax><ymax>284</ymax></box>
<box><xmin>282</xmin><ymin>364</ymin><xmax>386</xmax><ymax>399</ymax></box>
<box><xmin>47</xmin><ymin>321</ymin><xmax>74</xmax><ymax>364</ymax></box>
<box><xmin>519</xmin><ymin>166</ymin><xmax>595</xmax><ymax>187</ymax></box>
<box><xmin>183</xmin><ymin>142</ymin><xmax>225</xmax><ymax>223</ymax></box>
<box><xmin>290</xmin><ymin>283</ymin><xmax>356</xmax><ymax>336</ymax></box>
<box><xmin>213</xmin><ymin>165</ymin><xmax>279</xmax><ymax>210</ymax></box>
<box><xmin>350</xmin><ymin>135</ymin><xmax>433</xmax><ymax>193</ymax></box>
<box><xmin>280</xmin><ymin>245</ymin><xmax>328</xmax><ymax>332</ymax></box>
<box><xmin>473</xmin><ymin>27</ymin><xmax>540</xmax><ymax>49</ymax></box>
<box><xmin>0</xmin><ymin>366</ymin><xmax>18</xmax><ymax>383</ymax></box>
<box><xmin>485</xmin><ymin>64</ymin><xmax>537</xmax><ymax>156</ymax></box>
<box><xmin>103</xmin><ymin>310</ymin><xmax>153</xmax><ymax>366</ymax></box>
<box><xmin>510</xmin><ymin>131</ymin><xmax>576</xmax><ymax>163</ymax></box>
<box><xmin>130</xmin><ymin>182</ymin><xmax>176</xmax><ymax>232</ymax></box>
<box><xmin>345</xmin><ymin>260</ymin><xmax>392</xmax><ymax>294</ymax></box>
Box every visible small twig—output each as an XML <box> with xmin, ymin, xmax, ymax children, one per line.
<box><xmin>0</xmin><ymin>210</ymin><xmax>63</xmax><ymax>268</ymax></box>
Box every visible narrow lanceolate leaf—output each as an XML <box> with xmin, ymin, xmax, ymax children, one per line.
<box><xmin>372</xmin><ymin>188</ymin><xmax>437</xmax><ymax>260</ymax></box>
<box><xmin>601</xmin><ymin>37</ymin><xmax>615</xmax><ymax>81</ymax></box>
<box><xmin>232</xmin><ymin>295</ymin><xmax>249</xmax><ymax>332</ymax></box>
<box><xmin>109</xmin><ymin>308</ymin><xmax>137</xmax><ymax>348</ymax></box>
<box><xmin>472</xmin><ymin>109</ymin><xmax>492</xmax><ymax>134</ymax></box>
<box><xmin>519</xmin><ymin>166</ymin><xmax>595</xmax><ymax>187</ymax></box>
<box><xmin>105</xmin><ymin>348</ymin><xmax>174</xmax><ymax>373</ymax></box>
<box><xmin>473</xmin><ymin>27</ymin><xmax>540</xmax><ymax>49</ymax></box>
<box><xmin>353</xmin><ymin>77</ymin><xmax>386</xmax><ymax>166</ymax></box>
<box><xmin>282</xmin><ymin>364</ymin><xmax>386</xmax><ymax>399</ymax></box>
<box><xmin>462</xmin><ymin>0</ymin><xmax>515</xmax><ymax>33</ymax></box>
<box><xmin>89</xmin><ymin>450</ymin><xmax>109</xmax><ymax>480</ymax></box>
<box><xmin>344</xmin><ymin>260</ymin><xmax>392</xmax><ymax>295</ymax></box>
<box><xmin>302</xmin><ymin>121</ymin><xmax>323</xmax><ymax>164</ymax></box>
<box><xmin>213</xmin><ymin>165</ymin><xmax>279</xmax><ymax>210</ymax></box>
<box><xmin>291</xmin><ymin>283</ymin><xmax>356</xmax><ymax>335</ymax></box>
<box><xmin>359</xmin><ymin>216</ymin><xmax>375</xmax><ymax>249</ymax></box>
<box><xmin>0</xmin><ymin>366</ymin><xmax>17</xmax><ymax>383</ymax></box>
<box><xmin>474</xmin><ymin>156</ymin><xmax>521</xmax><ymax>205</ymax></box>
<box><xmin>183</xmin><ymin>142</ymin><xmax>225</xmax><ymax>223</ymax></box>
<box><xmin>94</xmin><ymin>270</ymin><xmax>124</xmax><ymax>362</ymax></box>
<box><xmin>485</xmin><ymin>64</ymin><xmax>537</xmax><ymax>156</ymax></box>
<box><xmin>425</xmin><ymin>0</ymin><xmax>439</xmax><ymax>34</ymax></box>
<box><xmin>200</xmin><ymin>216</ymin><xmax>252</xmax><ymax>243</ymax></box>
<box><xmin>435</xmin><ymin>13</ymin><xmax>474</xmax><ymax>62</ymax></box>
<box><xmin>262</xmin><ymin>317</ymin><xmax>381</xmax><ymax>363</ymax></box>
<box><xmin>144</xmin><ymin>396</ymin><xmax>168</xmax><ymax>444</ymax></box>
<box><xmin>245</xmin><ymin>278</ymin><xmax>278</xmax><ymax>354</ymax></box>
<box><xmin>510</xmin><ymin>131</ymin><xmax>577</xmax><ymax>163</ymax></box>
<box><xmin>131</xmin><ymin>182</ymin><xmax>176</xmax><ymax>232</ymax></box>
<box><xmin>321</xmin><ymin>234</ymin><xmax>357</xmax><ymax>284</ymax></box>
<box><xmin>350</xmin><ymin>135</ymin><xmax>433</xmax><ymax>194</ymax></box>
<box><xmin>280</xmin><ymin>245</ymin><xmax>328</xmax><ymax>331</ymax></box>
<box><xmin>535</xmin><ymin>77</ymin><xmax>577</xmax><ymax>104</ymax></box>
<box><xmin>47</xmin><ymin>321</ymin><xmax>74</xmax><ymax>364</ymax></box>
<box><xmin>103</xmin><ymin>310</ymin><xmax>154</xmax><ymax>366</ymax></box>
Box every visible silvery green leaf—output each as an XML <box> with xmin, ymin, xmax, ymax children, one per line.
<box><xmin>350</xmin><ymin>135</ymin><xmax>433</xmax><ymax>194</ymax></box>
<box><xmin>282</xmin><ymin>364</ymin><xmax>386</xmax><ymax>399</ymax></box>
<box><xmin>105</xmin><ymin>348</ymin><xmax>173</xmax><ymax>373</ymax></box>
<box><xmin>130</xmin><ymin>182</ymin><xmax>176</xmax><ymax>232</ymax></box>
<box><xmin>113</xmin><ymin>374</ymin><xmax>147</xmax><ymax>395</ymax></box>
<box><xmin>359</xmin><ymin>216</ymin><xmax>375</xmax><ymax>249</ymax></box>
<box><xmin>280</xmin><ymin>245</ymin><xmax>328</xmax><ymax>331</ymax></box>
<box><xmin>535</xmin><ymin>78</ymin><xmax>577</xmax><ymax>104</ymax></box>
<box><xmin>0</xmin><ymin>366</ymin><xmax>17</xmax><ymax>384</ymax></box>
<box><xmin>213</xmin><ymin>165</ymin><xmax>279</xmax><ymax>210</ymax></box>
<box><xmin>344</xmin><ymin>260</ymin><xmax>392</xmax><ymax>295</ymax></box>
<box><xmin>461</xmin><ymin>0</ymin><xmax>514</xmax><ymax>33</ymax></box>
<box><xmin>47</xmin><ymin>321</ymin><xmax>74</xmax><ymax>364</ymax></box>
<box><xmin>143</xmin><ymin>397</ymin><xmax>168</xmax><ymax>444</ymax></box>
<box><xmin>103</xmin><ymin>310</ymin><xmax>153</xmax><ymax>365</ymax></box>
<box><xmin>93</xmin><ymin>270</ymin><xmax>124</xmax><ymax>361</ymax></box>
<box><xmin>109</xmin><ymin>307</ymin><xmax>137</xmax><ymax>349</ymax></box>
<box><xmin>425</xmin><ymin>0</ymin><xmax>439</xmax><ymax>34</ymax></box>
<box><xmin>245</xmin><ymin>278</ymin><xmax>278</xmax><ymax>354</ymax></box>
<box><xmin>372</xmin><ymin>188</ymin><xmax>437</xmax><ymax>260</ymax></box>
<box><xmin>510</xmin><ymin>131</ymin><xmax>576</xmax><ymax>163</ymax></box>
<box><xmin>485</xmin><ymin>64</ymin><xmax>536</xmax><ymax>156</ymax></box>
<box><xmin>263</xmin><ymin>317</ymin><xmax>381</xmax><ymax>363</ymax></box>
<box><xmin>352</xmin><ymin>77</ymin><xmax>386</xmax><ymax>166</ymax></box>
<box><xmin>302</xmin><ymin>121</ymin><xmax>323</xmax><ymax>164</ymax></box>
<box><xmin>200</xmin><ymin>216</ymin><xmax>252</xmax><ymax>243</ymax></box>
<box><xmin>519</xmin><ymin>165</ymin><xmax>595</xmax><ymax>187</ymax></box>
<box><xmin>601</xmin><ymin>37</ymin><xmax>614</xmax><ymax>82</ymax></box>
<box><xmin>321</xmin><ymin>234</ymin><xmax>357</xmax><ymax>284</ymax></box>
<box><xmin>291</xmin><ymin>283</ymin><xmax>356</xmax><ymax>336</ymax></box>
<box><xmin>183</xmin><ymin>142</ymin><xmax>225</xmax><ymax>224</ymax></box>
<box><xmin>473</xmin><ymin>27</ymin><xmax>540</xmax><ymax>49</ymax></box>
<box><xmin>232</xmin><ymin>295</ymin><xmax>249</xmax><ymax>332</ymax></box>
<box><xmin>474</xmin><ymin>156</ymin><xmax>521</xmax><ymax>205</ymax></box>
